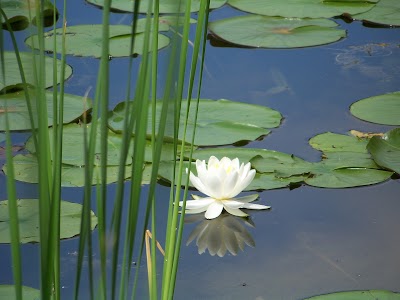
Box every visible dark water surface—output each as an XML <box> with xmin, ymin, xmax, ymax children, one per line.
<box><xmin>1</xmin><ymin>1</ymin><xmax>400</xmax><ymax>300</ymax></box>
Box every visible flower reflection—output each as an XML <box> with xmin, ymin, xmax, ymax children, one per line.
<box><xmin>185</xmin><ymin>213</ymin><xmax>256</xmax><ymax>257</ymax></box>
<box><xmin>180</xmin><ymin>156</ymin><xmax>270</xmax><ymax>219</ymax></box>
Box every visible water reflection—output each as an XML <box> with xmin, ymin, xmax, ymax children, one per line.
<box><xmin>185</xmin><ymin>213</ymin><xmax>256</xmax><ymax>257</ymax></box>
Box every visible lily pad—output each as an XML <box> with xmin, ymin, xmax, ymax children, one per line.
<box><xmin>353</xmin><ymin>0</ymin><xmax>400</xmax><ymax>27</ymax></box>
<box><xmin>24</xmin><ymin>123</ymin><xmax>187</xmax><ymax>166</ymax></box>
<box><xmin>108</xmin><ymin>99</ymin><xmax>282</xmax><ymax>146</ymax></box>
<box><xmin>309</xmin><ymin>132</ymin><xmax>369</xmax><ymax>153</ymax></box>
<box><xmin>350</xmin><ymin>91</ymin><xmax>400</xmax><ymax>125</ymax></box>
<box><xmin>228</xmin><ymin>0</ymin><xmax>378</xmax><ymax>19</ymax></box>
<box><xmin>0</xmin><ymin>89</ymin><xmax>92</xmax><ymax>131</ymax></box>
<box><xmin>87</xmin><ymin>0</ymin><xmax>226</xmax><ymax>13</ymax></box>
<box><xmin>0</xmin><ymin>285</ymin><xmax>40</xmax><ymax>299</ymax></box>
<box><xmin>208</xmin><ymin>15</ymin><xmax>346</xmax><ymax>48</ymax></box>
<box><xmin>25</xmin><ymin>24</ymin><xmax>170</xmax><ymax>58</ymax></box>
<box><xmin>2</xmin><ymin>154</ymin><xmax>133</xmax><ymax>187</ymax></box>
<box><xmin>304</xmin><ymin>289</ymin><xmax>400</xmax><ymax>299</ymax></box>
<box><xmin>1</xmin><ymin>0</ymin><xmax>58</xmax><ymax>31</ymax></box>
<box><xmin>367</xmin><ymin>128</ymin><xmax>400</xmax><ymax>174</ymax></box>
<box><xmin>0</xmin><ymin>199</ymin><xmax>97</xmax><ymax>243</ymax></box>
<box><xmin>0</xmin><ymin>51</ymin><xmax>73</xmax><ymax>92</ymax></box>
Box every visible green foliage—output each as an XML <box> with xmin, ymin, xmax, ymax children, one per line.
<box><xmin>227</xmin><ymin>0</ymin><xmax>377</xmax><ymax>18</ymax></box>
<box><xmin>0</xmin><ymin>199</ymin><xmax>97</xmax><ymax>243</ymax></box>
<box><xmin>350</xmin><ymin>91</ymin><xmax>400</xmax><ymax>125</ymax></box>
<box><xmin>304</xmin><ymin>289</ymin><xmax>400</xmax><ymax>300</ymax></box>
<box><xmin>367</xmin><ymin>128</ymin><xmax>400</xmax><ymax>174</ymax></box>
<box><xmin>353</xmin><ymin>0</ymin><xmax>400</xmax><ymax>26</ymax></box>
<box><xmin>0</xmin><ymin>0</ymin><xmax>58</xmax><ymax>31</ymax></box>
<box><xmin>108</xmin><ymin>99</ymin><xmax>282</xmax><ymax>146</ymax></box>
<box><xmin>0</xmin><ymin>90</ymin><xmax>91</xmax><ymax>131</ymax></box>
<box><xmin>0</xmin><ymin>52</ymin><xmax>72</xmax><ymax>92</ymax></box>
<box><xmin>209</xmin><ymin>16</ymin><xmax>346</xmax><ymax>48</ymax></box>
<box><xmin>25</xmin><ymin>24</ymin><xmax>170</xmax><ymax>58</ymax></box>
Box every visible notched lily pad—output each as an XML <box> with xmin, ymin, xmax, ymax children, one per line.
<box><xmin>1</xmin><ymin>0</ymin><xmax>59</xmax><ymax>31</ymax></box>
<box><xmin>367</xmin><ymin>128</ymin><xmax>400</xmax><ymax>174</ymax></box>
<box><xmin>309</xmin><ymin>132</ymin><xmax>369</xmax><ymax>153</ymax></box>
<box><xmin>0</xmin><ymin>89</ymin><xmax>92</xmax><ymax>131</ymax></box>
<box><xmin>0</xmin><ymin>52</ymin><xmax>73</xmax><ymax>92</ymax></box>
<box><xmin>87</xmin><ymin>0</ymin><xmax>227</xmax><ymax>13</ymax></box>
<box><xmin>209</xmin><ymin>15</ymin><xmax>346</xmax><ymax>48</ymax></box>
<box><xmin>350</xmin><ymin>91</ymin><xmax>400</xmax><ymax>125</ymax></box>
<box><xmin>228</xmin><ymin>0</ymin><xmax>378</xmax><ymax>19</ymax></box>
<box><xmin>25</xmin><ymin>24</ymin><xmax>170</xmax><ymax>58</ymax></box>
<box><xmin>0</xmin><ymin>199</ymin><xmax>97</xmax><ymax>243</ymax></box>
<box><xmin>108</xmin><ymin>99</ymin><xmax>282</xmax><ymax>146</ymax></box>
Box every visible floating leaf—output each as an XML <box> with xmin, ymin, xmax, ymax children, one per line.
<box><xmin>353</xmin><ymin>0</ymin><xmax>400</xmax><ymax>27</ymax></box>
<box><xmin>87</xmin><ymin>0</ymin><xmax>226</xmax><ymax>13</ymax></box>
<box><xmin>228</xmin><ymin>0</ymin><xmax>377</xmax><ymax>18</ymax></box>
<box><xmin>0</xmin><ymin>52</ymin><xmax>72</xmax><ymax>92</ymax></box>
<box><xmin>208</xmin><ymin>15</ymin><xmax>346</xmax><ymax>48</ymax></box>
<box><xmin>2</xmin><ymin>154</ymin><xmax>133</xmax><ymax>187</ymax></box>
<box><xmin>350</xmin><ymin>91</ymin><xmax>400</xmax><ymax>125</ymax></box>
<box><xmin>108</xmin><ymin>99</ymin><xmax>282</xmax><ymax>146</ymax></box>
<box><xmin>0</xmin><ymin>285</ymin><xmax>40</xmax><ymax>299</ymax></box>
<box><xmin>25</xmin><ymin>123</ymin><xmax>187</xmax><ymax>166</ymax></box>
<box><xmin>25</xmin><ymin>24</ymin><xmax>170</xmax><ymax>58</ymax></box>
<box><xmin>1</xmin><ymin>0</ymin><xmax>58</xmax><ymax>31</ymax></box>
<box><xmin>0</xmin><ymin>199</ymin><xmax>97</xmax><ymax>243</ymax></box>
<box><xmin>0</xmin><ymin>89</ymin><xmax>92</xmax><ymax>131</ymax></box>
<box><xmin>304</xmin><ymin>289</ymin><xmax>400</xmax><ymax>299</ymax></box>
<box><xmin>309</xmin><ymin>132</ymin><xmax>369</xmax><ymax>153</ymax></box>
<box><xmin>367</xmin><ymin>128</ymin><xmax>400</xmax><ymax>174</ymax></box>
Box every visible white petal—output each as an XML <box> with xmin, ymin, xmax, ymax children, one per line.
<box><xmin>196</xmin><ymin>159</ymin><xmax>208</xmax><ymax>183</ymax></box>
<box><xmin>221</xmin><ymin>169</ymin><xmax>239</xmax><ymax>198</ymax></box>
<box><xmin>241</xmin><ymin>203</ymin><xmax>271</xmax><ymax>210</ymax></box>
<box><xmin>205</xmin><ymin>201</ymin><xmax>224</xmax><ymax>219</ymax></box>
<box><xmin>222</xmin><ymin>199</ymin><xmax>248</xmax><ymax>209</ymax></box>
<box><xmin>208</xmin><ymin>156</ymin><xmax>220</xmax><ymax>168</ymax></box>
<box><xmin>183</xmin><ymin>198</ymin><xmax>215</xmax><ymax>209</ymax></box>
<box><xmin>233</xmin><ymin>194</ymin><xmax>259</xmax><ymax>203</ymax></box>
<box><xmin>189</xmin><ymin>172</ymin><xmax>213</xmax><ymax>196</ymax></box>
<box><xmin>230</xmin><ymin>169</ymin><xmax>256</xmax><ymax>197</ymax></box>
<box><xmin>231</xmin><ymin>157</ymin><xmax>240</xmax><ymax>171</ymax></box>
<box><xmin>203</xmin><ymin>170</ymin><xmax>223</xmax><ymax>199</ymax></box>
<box><xmin>224</xmin><ymin>206</ymin><xmax>249</xmax><ymax>217</ymax></box>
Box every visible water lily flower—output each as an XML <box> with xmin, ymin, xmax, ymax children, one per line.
<box><xmin>180</xmin><ymin>156</ymin><xmax>270</xmax><ymax>219</ymax></box>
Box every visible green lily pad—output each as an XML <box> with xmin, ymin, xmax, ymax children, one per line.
<box><xmin>2</xmin><ymin>154</ymin><xmax>133</xmax><ymax>187</ymax></box>
<box><xmin>228</xmin><ymin>0</ymin><xmax>377</xmax><ymax>18</ymax></box>
<box><xmin>0</xmin><ymin>285</ymin><xmax>40</xmax><ymax>299</ymax></box>
<box><xmin>87</xmin><ymin>0</ymin><xmax>226</xmax><ymax>13</ymax></box>
<box><xmin>108</xmin><ymin>99</ymin><xmax>282</xmax><ymax>146</ymax></box>
<box><xmin>350</xmin><ymin>91</ymin><xmax>400</xmax><ymax>125</ymax></box>
<box><xmin>309</xmin><ymin>132</ymin><xmax>369</xmax><ymax>153</ymax></box>
<box><xmin>0</xmin><ymin>89</ymin><xmax>92</xmax><ymax>131</ymax></box>
<box><xmin>24</xmin><ymin>123</ymin><xmax>187</xmax><ymax>166</ymax></box>
<box><xmin>0</xmin><ymin>199</ymin><xmax>97</xmax><ymax>243</ymax></box>
<box><xmin>304</xmin><ymin>289</ymin><xmax>400</xmax><ymax>299</ymax></box>
<box><xmin>353</xmin><ymin>0</ymin><xmax>400</xmax><ymax>26</ymax></box>
<box><xmin>25</xmin><ymin>24</ymin><xmax>170</xmax><ymax>58</ymax></box>
<box><xmin>208</xmin><ymin>15</ymin><xmax>346</xmax><ymax>48</ymax></box>
<box><xmin>367</xmin><ymin>128</ymin><xmax>400</xmax><ymax>174</ymax></box>
<box><xmin>0</xmin><ymin>51</ymin><xmax>73</xmax><ymax>92</ymax></box>
<box><xmin>1</xmin><ymin>0</ymin><xmax>58</xmax><ymax>31</ymax></box>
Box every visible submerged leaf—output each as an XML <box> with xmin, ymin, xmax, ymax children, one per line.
<box><xmin>0</xmin><ymin>199</ymin><xmax>97</xmax><ymax>243</ymax></box>
<box><xmin>304</xmin><ymin>289</ymin><xmax>400</xmax><ymax>299</ymax></box>
<box><xmin>209</xmin><ymin>15</ymin><xmax>346</xmax><ymax>48</ymax></box>
<box><xmin>367</xmin><ymin>128</ymin><xmax>400</xmax><ymax>174</ymax></box>
<box><xmin>0</xmin><ymin>285</ymin><xmax>40</xmax><ymax>299</ymax></box>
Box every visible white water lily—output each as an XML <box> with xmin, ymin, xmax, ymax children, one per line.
<box><xmin>180</xmin><ymin>156</ymin><xmax>270</xmax><ymax>219</ymax></box>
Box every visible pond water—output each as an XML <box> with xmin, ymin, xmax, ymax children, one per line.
<box><xmin>1</xmin><ymin>1</ymin><xmax>400</xmax><ymax>300</ymax></box>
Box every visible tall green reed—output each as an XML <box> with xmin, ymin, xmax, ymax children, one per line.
<box><xmin>2</xmin><ymin>0</ymin><xmax>211</xmax><ymax>299</ymax></box>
